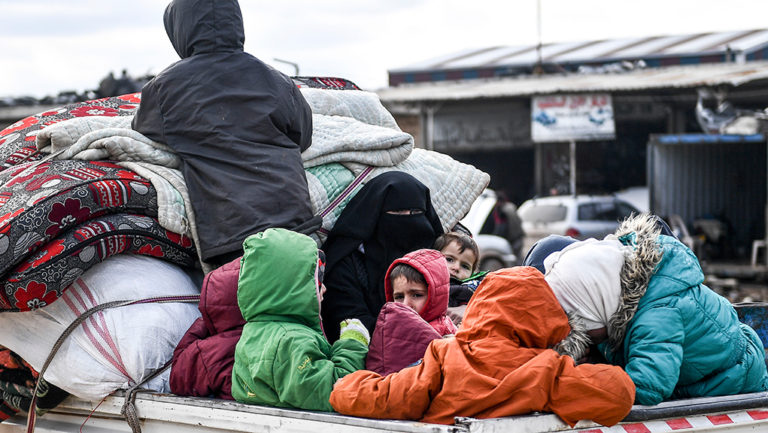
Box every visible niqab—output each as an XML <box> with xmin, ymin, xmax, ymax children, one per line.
<box><xmin>323</xmin><ymin>171</ymin><xmax>443</xmax><ymax>299</ymax></box>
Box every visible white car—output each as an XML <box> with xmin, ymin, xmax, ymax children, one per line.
<box><xmin>460</xmin><ymin>189</ymin><xmax>518</xmax><ymax>271</ymax></box>
<box><xmin>518</xmin><ymin>195</ymin><xmax>640</xmax><ymax>255</ymax></box>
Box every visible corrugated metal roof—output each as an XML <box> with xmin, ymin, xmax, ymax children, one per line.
<box><xmin>390</xmin><ymin>29</ymin><xmax>768</xmax><ymax>73</ymax></box>
<box><xmin>377</xmin><ymin>61</ymin><xmax>768</xmax><ymax>103</ymax></box>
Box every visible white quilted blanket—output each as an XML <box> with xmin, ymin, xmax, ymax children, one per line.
<box><xmin>35</xmin><ymin>116</ymin><xmax>180</xmax><ymax>167</ymax></box>
<box><xmin>299</xmin><ymin>88</ymin><xmax>413</xmax><ymax>168</ymax></box>
<box><xmin>300</xmin><ymin>88</ymin><xmax>489</xmax><ymax>237</ymax></box>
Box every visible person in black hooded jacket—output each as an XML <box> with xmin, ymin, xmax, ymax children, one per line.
<box><xmin>133</xmin><ymin>0</ymin><xmax>318</xmax><ymax>266</ymax></box>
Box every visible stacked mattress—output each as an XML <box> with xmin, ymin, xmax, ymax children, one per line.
<box><xmin>0</xmin><ymin>95</ymin><xmax>200</xmax><ymax>417</ymax></box>
<box><xmin>0</xmin><ymin>76</ymin><xmax>491</xmax><ymax>418</ymax></box>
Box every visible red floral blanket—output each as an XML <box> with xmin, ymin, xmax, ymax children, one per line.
<box><xmin>0</xmin><ymin>160</ymin><xmax>158</xmax><ymax>278</ymax></box>
<box><xmin>0</xmin><ymin>94</ymin><xmax>140</xmax><ymax>171</ymax></box>
<box><xmin>2</xmin><ymin>213</ymin><xmax>194</xmax><ymax>312</ymax></box>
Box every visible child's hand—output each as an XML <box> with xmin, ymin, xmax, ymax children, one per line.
<box><xmin>339</xmin><ymin>318</ymin><xmax>370</xmax><ymax>346</ymax></box>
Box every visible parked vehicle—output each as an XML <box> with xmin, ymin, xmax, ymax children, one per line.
<box><xmin>518</xmin><ymin>194</ymin><xmax>640</xmax><ymax>255</ymax></box>
<box><xmin>613</xmin><ymin>185</ymin><xmax>649</xmax><ymax>213</ymax></box>
<box><xmin>459</xmin><ymin>189</ymin><xmax>518</xmax><ymax>271</ymax></box>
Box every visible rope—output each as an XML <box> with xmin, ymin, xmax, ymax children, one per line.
<box><xmin>120</xmin><ymin>361</ymin><xmax>173</xmax><ymax>433</ymax></box>
<box><xmin>316</xmin><ymin>165</ymin><xmax>374</xmax><ymax>237</ymax></box>
<box><xmin>25</xmin><ymin>294</ymin><xmax>200</xmax><ymax>433</ymax></box>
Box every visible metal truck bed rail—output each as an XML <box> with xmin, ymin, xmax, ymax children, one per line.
<box><xmin>1</xmin><ymin>392</ymin><xmax>767</xmax><ymax>433</ymax></box>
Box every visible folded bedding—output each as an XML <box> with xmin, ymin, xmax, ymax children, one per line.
<box><xmin>0</xmin><ymin>80</ymin><xmax>490</xmax><ymax>256</ymax></box>
<box><xmin>0</xmin><ymin>79</ymin><xmax>357</xmax><ymax>173</ymax></box>
<box><xmin>1</xmin><ymin>213</ymin><xmax>195</xmax><ymax>312</ymax></box>
<box><xmin>0</xmin><ymin>160</ymin><xmax>158</xmax><ymax>279</ymax></box>
<box><xmin>0</xmin><ymin>94</ymin><xmax>141</xmax><ymax>171</ymax></box>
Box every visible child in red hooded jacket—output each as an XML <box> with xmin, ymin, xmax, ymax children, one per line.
<box><xmin>386</xmin><ymin>249</ymin><xmax>457</xmax><ymax>336</ymax></box>
<box><xmin>365</xmin><ymin>249</ymin><xmax>456</xmax><ymax>375</ymax></box>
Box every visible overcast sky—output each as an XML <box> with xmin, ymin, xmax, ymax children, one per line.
<box><xmin>2</xmin><ymin>0</ymin><xmax>768</xmax><ymax>98</ymax></box>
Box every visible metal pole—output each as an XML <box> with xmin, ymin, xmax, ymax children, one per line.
<box><xmin>535</xmin><ymin>0</ymin><xmax>543</xmax><ymax>75</ymax></box>
<box><xmin>570</xmin><ymin>139</ymin><xmax>577</xmax><ymax>196</ymax></box>
<box><xmin>765</xmin><ymin>137</ymin><xmax>768</xmax><ymax>265</ymax></box>
<box><xmin>426</xmin><ymin>106</ymin><xmax>435</xmax><ymax>151</ymax></box>
<box><xmin>273</xmin><ymin>58</ymin><xmax>299</xmax><ymax>76</ymax></box>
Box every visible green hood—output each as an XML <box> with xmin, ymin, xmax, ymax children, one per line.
<box><xmin>238</xmin><ymin>228</ymin><xmax>321</xmax><ymax>332</ymax></box>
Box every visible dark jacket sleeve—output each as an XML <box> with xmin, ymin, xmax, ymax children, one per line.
<box><xmin>322</xmin><ymin>254</ymin><xmax>377</xmax><ymax>343</ymax></box>
<box><xmin>449</xmin><ymin>283</ymin><xmax>475</xmax><ymax>307</ymax></box>
<box><xmin>132</xmin><ymin>80</ymin><xmax>167</xmax><ymax>144</ymax></box>
<box><xmin>288</xmin><ymin>84</ymin><xmax>313</xmax><ymax>152</ymax></box>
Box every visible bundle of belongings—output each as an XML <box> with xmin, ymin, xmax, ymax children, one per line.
<box><xmin>0</xmin><ymin>77</ymin><xmax>489</xmax><ymax>422</ymax></box>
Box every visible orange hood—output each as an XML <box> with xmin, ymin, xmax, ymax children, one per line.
<box><xmin>330</xmin><ymin>266</ymin><xmax>635</xmax><ymax>426</ymax></box>
<box><xmin>455</xmin><ymin>266</ymin><xmax>571</xmax><ymax>367</ymax></box>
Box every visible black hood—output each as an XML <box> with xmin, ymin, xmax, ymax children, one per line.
<box><xmin>163</xmin><ymin>0</ymin><xmax>245</xmax><ymax>58</ymax></box>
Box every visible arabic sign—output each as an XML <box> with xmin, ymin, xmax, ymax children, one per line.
<box><xmin>531</xmin><ymin>94</ymin><xmax>615</xmax><ymax>142</ymax></box>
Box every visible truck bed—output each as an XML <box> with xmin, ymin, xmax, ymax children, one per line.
<box><xmin>2</xmin><ymin>303</ymin><xmax>765</xmax><ymax>432</ymax></box>
<box><xmin>1</xmin><ymin>391</ymin><xmax>767</xmax><ymax>433</ymax></box>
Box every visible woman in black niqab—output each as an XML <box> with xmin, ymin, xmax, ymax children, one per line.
<box><xmin>321</xmin><ymin>171</ymin><xmax>444</xmax><ymax>342</ymax></box>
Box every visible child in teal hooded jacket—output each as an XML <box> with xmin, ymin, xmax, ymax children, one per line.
<box><xmin>232</xmin><ymin>228</ymin><xmax>369</xmax><ymax>411</ymax></box>
<box><xmin>544</xmin><ymin>214</ymin><xmax>768</xmax><ymax>406</ymax></box>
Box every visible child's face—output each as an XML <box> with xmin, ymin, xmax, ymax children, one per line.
<box><xmin>391</xmin><ymin>275</ymin><xmax>428</xmax><ymax>313</ymax></box>
<box><xmin>441</xmin><ymin>241</ymin><xmax>476</xmax><ymax>280</ymax></box>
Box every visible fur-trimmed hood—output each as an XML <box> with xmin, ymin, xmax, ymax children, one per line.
<box><xmin>607</xmin><ymin>213</ymin><xmax>664</xmax><ymax>352</ymax></box>
<box><xmin>553</xmin><ymin>313</ymin><xmax>591</xmax><ymax>362</ymax></box>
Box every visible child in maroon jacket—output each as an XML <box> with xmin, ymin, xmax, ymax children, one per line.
<box><xmin>365</xmin><ymin>249</ymin><xmax>456</xmax><ymax>375</ymax></box>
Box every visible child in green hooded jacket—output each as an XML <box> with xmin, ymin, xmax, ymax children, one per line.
<box><xmin>232</xmin><ymin>228</ymin><xmax>369</xmax><ymax>411</ymax></box>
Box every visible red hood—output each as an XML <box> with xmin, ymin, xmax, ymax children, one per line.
<box><xmin>384</xmin><ymin>249</ymin><xmax>450</xmax><ymax>324</ymax></box>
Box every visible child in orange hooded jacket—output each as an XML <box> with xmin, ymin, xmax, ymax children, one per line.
<box><xmin>331</xmin><ymin>266</ymin><xmax>635</xmax><ymax>426</ymax></box>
